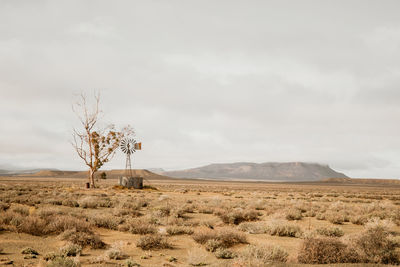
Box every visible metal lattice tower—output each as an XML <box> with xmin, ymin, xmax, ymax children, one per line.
<box><xmin>120</xmin><ymin>137</ymin><xmax>137</xmax><ymax>178</ymax></box>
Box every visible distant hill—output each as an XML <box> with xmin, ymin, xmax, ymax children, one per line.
<box><xmin>163</xmin><ymin>162</ymin><xmax>348</xmax><ymax>181</ymax></box>
<box><xmin>147</xmin><ymin>168</ymin><xmax>165</xmax><ymax>174</ymax></box>
<box><xmin>24</xmin><ymin>169</ymin><xmax>169</xmax><ymax>180</ymax></box>
<box><xmin>0</xmin><ymin>168</ymin><xmax>60</xmax><ymax>176</ymax></box>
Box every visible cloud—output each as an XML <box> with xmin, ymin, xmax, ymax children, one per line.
<box><xmin>0</xmin><ymin>1</ymin><xmax>400</xmax><ymax>178</ymax></box>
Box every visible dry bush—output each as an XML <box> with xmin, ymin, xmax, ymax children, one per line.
<box><xmin>17</xmin><ymin>216</ymin><xmax>47</xmax><ymax>236</ymax></box>
<box><xmin>60</xmin><ymin>228</ymin><xmax>106</xmax><ymax>249</ymax></box>
<box><xmin>154</xmin><ymin>205</ymin><xmax>171</xmax><ymax>217</ymax></box>
<box><xmin>234</xmin><ymin>244</ymin><xmax>288</xmax><ymax>265</ymax></box>
<box><xmin>166</xmin><ymin>225</ymin><xmax>194</xmax><ymax>235</ymax></box>
<box><xmin>113</xmin><ymin>206</ymin><xmax>142</xmax><ymax>217</ymax></box>
<box><xmin>46</xmin><ymin>215</ymin><xmax>92</xmax><ymax>234</ymax></box>
<box><xmin>21</xmin><ymin>247</ymin><xmax>39</xmax><ymax>255</ymax></box>
<box><xmin>60</xmin><ymin>243</ymin><xmax>82</xmax><ymax>257</ymax></box>
<box><xmin>237</xmin><ymin>222</ymin><xmax>266</xmax><ymax>234</ymax></box>
<box><xmin>37</xmin><ymin>207</ymin><xmax>66</xmax><ymax>218</ymax></box>
<box><xmin>285</xmin><ymin>208</ymin><xmax>303</xmax><ymax>220</ymax></box>
<box><xmin>62</xmin><ymin>199</ymin><xmax>79</xmax><ymax>207</ymax></box>
<box><xmin>78</xmin><ymin>196</ymin><xmax>98</xmax><ymax>209</ymax></box>
<box><xmin>250</xmin><ymin>200</ymin><xmax>267</xmax><ymax>211</ymax></box>
<box><xmin>193</xmin><ymin>228</ymin><xmax>247</xmax><ymax>250</ymax></box>
<box><xmin>97</xmin><ymin>198</ymin><xmax>114</xmax><ymax>208</ymax></box>
<box><xmin>349</xmin><ymin>219</ymin><xmax>400</xmax><ymax>264</ymax></box>
<box><xmin>216</xmin><ymin>209</ymin><xmax>259</xmax><ymax>225</ymax></box>
<box><xmin>325</xmin><ymin>211</ymin><xmax>346</xmax><ymax>224</ymax></box>
<box><xmin>350</xmin><ymin>215</ymin><xmax>369</xmax><ymax>225</ymax></box>
<box><xmin>316</xmin><ymin>226</ymin><xmax>344</xmax><ymax>237</ymax></box>
<box><xmin>265</xmin><ymin>220</ymin><xmax>303</xmax><ymax>237</ymax></box>
<box><xmin>1</xmin><ymin>210</ymin><xmax>23</xmax><ymax>228</ymax></box>
<box><xmin>46</xmin><ymin>255</ymin><xmax>81</xmax><ymax>267</ymax></box>
<box><xmin>106</xmin><ymin>243</ymin><xmax>128</xmax><ymax>260</ymax></box>
<box><xmin>297</xmin><ymin>237</ymin><xmax>349</xmax><ymax>264</ymax></box>
<box><xmin>214</xmin><ymin>248</ymin><xmax>236</xmax><ymax>259</ymax></box>
<box><xmin>122</xmin><ymin>218</ymin><xmax>157</xmax><ymax>234</ymax></box>
<box><xmin>88</xmin><ymin>213</ymin><xmax>123</xmax><ymax>230</ymax></box>
<box><xmin>136</xmin><ymin>234</ymin><xmax>172</xmax><ymax>250</ymax></box>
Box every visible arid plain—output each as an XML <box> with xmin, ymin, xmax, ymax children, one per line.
<box><xmin>1</xmin><ymin>171</ymin><xmax>400</xmax><ymax>267</ymax></box>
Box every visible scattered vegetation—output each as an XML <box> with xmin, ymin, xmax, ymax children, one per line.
<box><xmin>2</xmin><ymin>178</ymin><xmax>400</xmax><ymax>266</ymax></box>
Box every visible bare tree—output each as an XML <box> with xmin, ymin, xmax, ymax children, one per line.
<box><xmin>72</xmin><ymin>92</ymin><xmax>133</xmax><ymax>188</ymax></box>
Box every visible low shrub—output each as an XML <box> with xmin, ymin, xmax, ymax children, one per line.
<box><xmin>60</xmin><ymin>229</ymin><xmax>106</xmax><ymax>249</ymax></box>
<box><xmin>37</xmin><ymin>207</ymin><xmax>65</xmax><ymax>219</ymax></box>
<box><xmin>46</xmin><ymin>256</ymin><xmax>80</xmax><ymax>267</ymax></box>
<box><xmin>17</xmin><ymin>216</ymin><xmax>47</xmax><ymax>236</ymax></box>
<box><xmin>62</xmin><ymin>199</ymin><xmax>79</xmax><ymax>207</ymax></box>
<box><xmin>136</xmin><ymin>234</ymin><xmax>172</xmax><ymax>250</ymax></box>
<box><xmin>350</xmin><ymin>215</ymin><xmax>368</xmax><ymax>225</ymax></box>
<box><xmin>217</xmin><ymin>209</ymin><xmax>259</xmax><ymax>225</ymax></box>
<box><xmin>193</xmin><ymin>228</ymin><xmax>247</xmax><ymax>250</ymax></box>
<box><xmin>316</xmin><ymin>227</ymin><xmax>344</xmax><ymax>237</ymax></box>
<box><xmin>325</xmin><ymin>211</ymin><xmax>346</xmax><ymax>225</ymax></box>
<box><xmin>60</xmin><ymin>243</ymin><xmax>82</xmax><ymax>257</ymax></box>
<box><xmin>89</xmin><ymin>214</ymin><xmax>122</xmax><ymax>230</ymax></box>
<box><xmin>166</xmin><ymin>225</ymin><xmax>194</xmax><ymax>235</ymax></box>
<box><xmin>285</xmin><ymin>208</ymin><xmax>303</xmax><ymax>220</ymax></box>
<box><xmin>21</xmin><ymin>247</ymin><xmax>39</xmax><ymax>255</ymax></box>
<box><xmin>297</xmin><ymin>237</ymin><xmax>349</xmax><ymax>264</ymax></box>
<box><xmin>237</xmin><ymin>222</ymin><xmax>266</xmax><ymax>234</ymax></box>
<box><xmin>214</xmin><ymin>248</ymin><xmax>236</xmax><ymax>259</ymax></box>
<box><xmin>351</xmin><ymin>219</ymin><xmax>400</xmax><ymax>264</ymax></box>
<box><xmin>46</xmin><ymin>215</ymin><xmax>92</xmax><ymax>234</ymax></box>
<box><xmin>106</xmin><ymin>248</ymin><xmax>128</xmax><ymax>260</ymax></box>
<box><xmin>266</xmin><ymin>221</ymin><xmax>302</xmax><ymax>237</ymax></box>
<box><xmin>78</xmin><ymin>197</ymin><xmax>98</xmax><ymax>209</ymax></box>
<box><xmin>126</xmin><ymin>218</ymin><xmax>157</xmax><ymax>235</ymax></box>
<box><xmin>234</xmin><ymin>244</ymin><xmax>288</xmax><ymax>265</ymax></box>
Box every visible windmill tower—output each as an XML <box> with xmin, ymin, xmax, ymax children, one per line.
<box><xmin>119</xmin><ymin>137</ymin><xmax>142</xmax><ymax>188</ymax></box>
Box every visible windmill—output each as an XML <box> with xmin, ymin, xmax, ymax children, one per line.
<box><xmin>120</xmin><ymin>137</ymin><xmax>142</xmax><ymax>178</ymax></box>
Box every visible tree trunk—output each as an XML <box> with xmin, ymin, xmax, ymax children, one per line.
<box><xmin>89</xmin><ymin>169</ymin><xmax>95</xmax><ymax>188</ymax></box>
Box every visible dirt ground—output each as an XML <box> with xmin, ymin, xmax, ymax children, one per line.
<box><xmin>1</xmin><ymin>176</ymin><xmax>400</xmax><ymax>266</ymax></box>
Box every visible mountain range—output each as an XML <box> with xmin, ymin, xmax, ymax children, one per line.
<box><xmin>162</xmin><ymin>162</ymin><xmax>348</xmax><ymax>181</ymax></box>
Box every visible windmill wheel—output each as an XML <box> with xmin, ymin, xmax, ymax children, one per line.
<box><xmin>120</xmin><ymin>137</ymin><xmax>136</xmax><ymax>154</ymax></box>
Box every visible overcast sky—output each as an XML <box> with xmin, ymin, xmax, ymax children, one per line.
<box><xmin>1</xmin><ymin>1</ymin><xmax>400</xmax><ymax>178</ymax></box>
